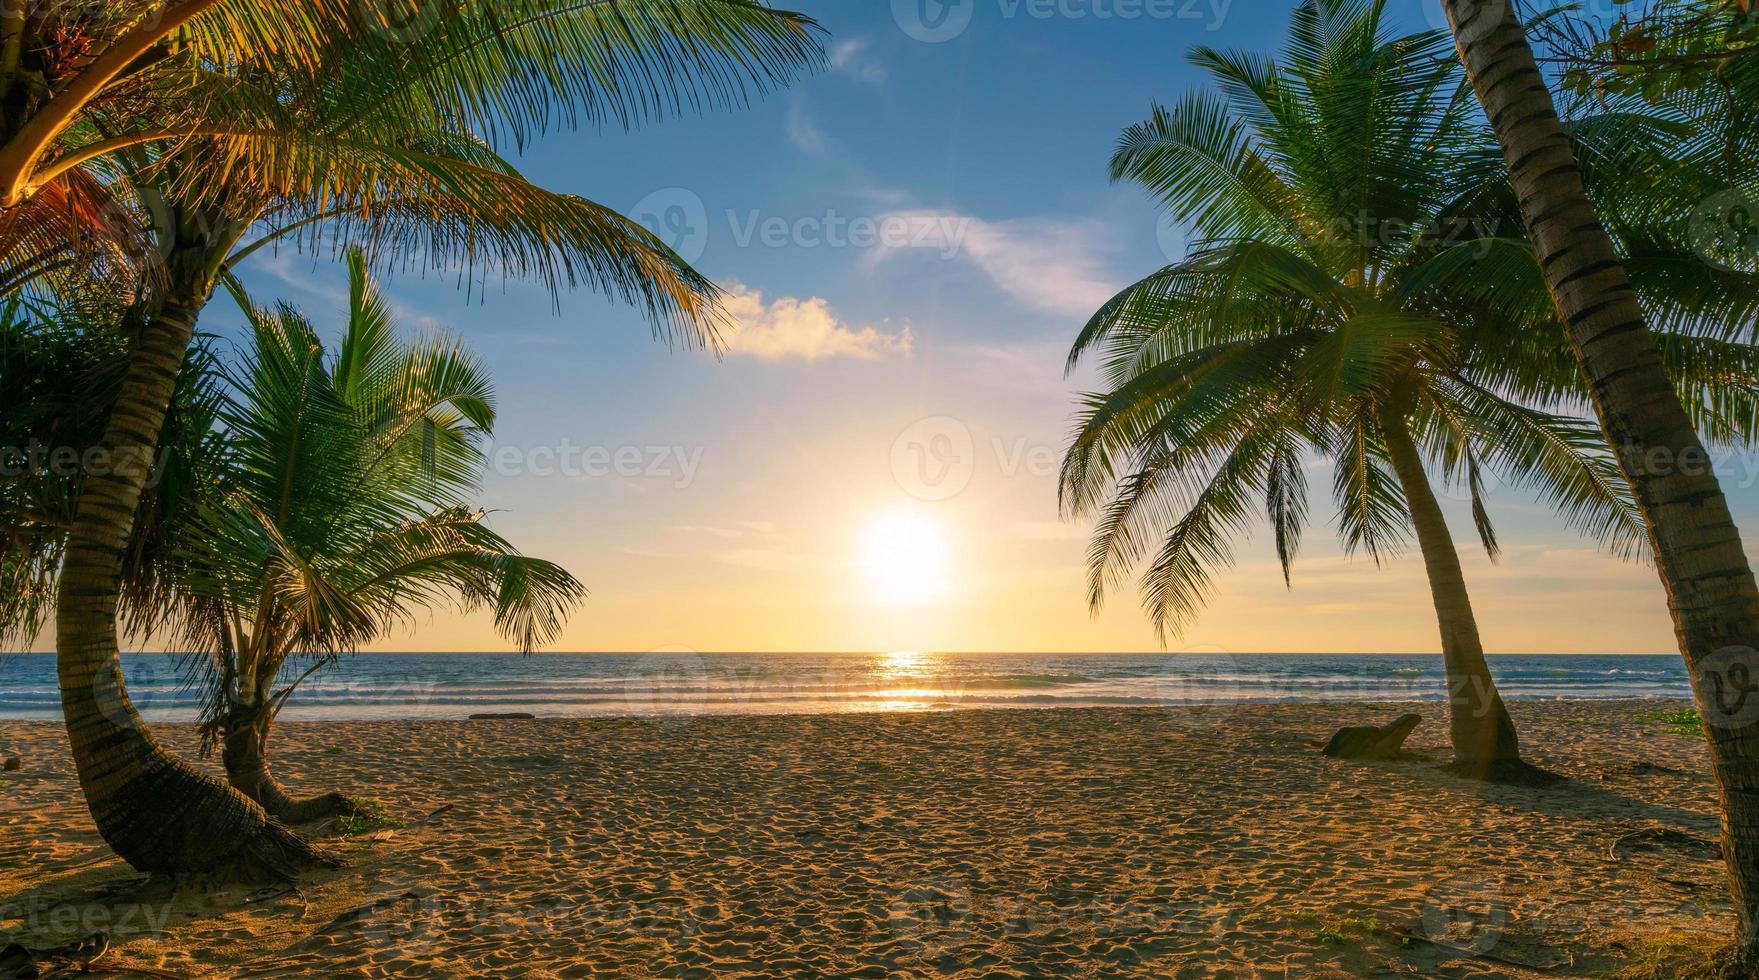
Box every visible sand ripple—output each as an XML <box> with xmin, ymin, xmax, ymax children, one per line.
<box><xmin>0</xmin><ymin>701</ymin><xmax>1732</xmax><ymax>977</ymax></box>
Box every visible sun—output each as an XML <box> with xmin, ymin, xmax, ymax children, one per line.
<box><xmin>858</xmin><ymin>510</ymin><xmax>952</xmax><ymax>605</ymax></box>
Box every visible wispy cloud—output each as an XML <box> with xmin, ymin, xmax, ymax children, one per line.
<box><xmin>786</xmin><ymin>98</ymin><xmax>830</xmax><ymax>155</ymax></box>
<box><xmin>716</xmin><ymin>548</ymin><xmax>827</xmax><ymax>573</ymax></box>
<box><xmin>869</xmin><ymin>210</ymin><xmax>1121</xmax><ymax>317</ymax></box>
<box><xmin>1010</xmin><ymin>521</ymin><xmax>1087</xmax><ymax>542</ymax></box>
<box><xmin>617</xmin><ymin>546</ymin><xmax>679</xmax><ymax>559</ymax></box>
<box><xmin>829</xmin><ymin>37</ymin><xmax>888</xmax><ymax>87</ymax></box>
<box><xmin>721</xmin><ymin>284</ymin><xmax>913</xmax><ymax>361</ymax></box>
<box><xmin>672</xmin><ymin>521</ymin><xmax>777</xmax><ymax>539</ymax></box>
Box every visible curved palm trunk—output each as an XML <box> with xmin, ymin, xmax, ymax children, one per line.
<box><xmin>220</xmin><ymin>679</ymin><xmax>359</xmax><ymax>824</ymax></box>
<box><xmin>1443</xmin><ymin>0</ymin><xmax>1759</xmax><ymax>945</ymax></box>
<box><xmin>55</xmin><ymin>241</ymin><xmax>325</xmax><ymax>877</ymax></box>
<box><xmin>1380</xmin><ymin>413</ymin><xmax>1521</xmax><ymax>774</ymax></box>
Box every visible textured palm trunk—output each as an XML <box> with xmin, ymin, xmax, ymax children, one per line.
<box><xmin>55</xmin><ymin>242</ymin><xmax>326</xmax><ymax>876</ymax></box>
<box><xmin>220</xmin><ymin>678</ymin><xmax>359</xmax><ymax>824</ymax></box>
<box><xmin>1380</xmin><ymin>413</ymin><xmax>1521</xmax><ymax>773</ymax></box>
<box><xmin>1443</xmin><ymin>0</ymin><xmax>1759</xmax><ymax>946</ymax></box>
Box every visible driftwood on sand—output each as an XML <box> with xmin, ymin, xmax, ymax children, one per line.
<box><xmin>1322</xmin><ymin>714</ymin><xmax>1423</xmax><ymax>759</ymax></box>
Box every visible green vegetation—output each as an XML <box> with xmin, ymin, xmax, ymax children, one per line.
<box><xmin>1637</xmin><ymin>708</ymin><xmax>1705</xmax><ymax>740</ymax></box>
<box><xmin>0</xmin><ymin>0</ymin><xmax>825</xmax><ymax>876</ymax></box>
<box><xmin>1605</xmin><ymin>932</ymin><xmax>1745</xmax><ymax>979</ymax></box>
<box><xmin>333</xmin><ymin>799</ymin><xmax>404</xmax><ymax>838</ymax></box>
<box><xmin>1305</xmin><ymin>915</ymin><xmax>1388</xmax><ymax>947</ymax></box>
<box><xmin>1059</xmin><ymin>0</ymin><xmax>1758</xmax><ymax>776</ymax></box>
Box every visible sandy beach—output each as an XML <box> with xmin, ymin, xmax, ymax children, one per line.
<box><xmin>0</xmin><ymin>700</ymin><xmax>1733</xmax><ymax>977</ymax></box>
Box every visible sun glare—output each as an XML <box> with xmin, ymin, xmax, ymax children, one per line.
<box><xmin>858</xmin><ymin>510</ymin><xmax>952</xmax><ymax>605</ymax></box>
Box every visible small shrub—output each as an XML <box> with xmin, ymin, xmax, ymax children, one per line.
<box><xmin>1313</xmin><ymin>924</ymin><xmax>1352</xmax><ymax>946</ymax></box>
<box><xmin>333</xmin><ymin>798</ymin><xmax>404</xmax><ymax>836</ymax></box>
<box><xmin>1610</xmin><ymin>931</ymin><xmax>1743</xmax><ymax>978</ymax></box>
<box><xmin>1635</xmin><ymin>708</ymin><xmax>1703</xmax><ymax>740</ymax></box>
<box><xmin>1308</xmin><ymin>915</ymin><xmax>1388</xmax><ymax>947</ymax></box>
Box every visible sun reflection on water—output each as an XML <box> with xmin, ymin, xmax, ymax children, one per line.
<box><xmin>874</xmin><ymin>651</ymin><xmax>953</xmax><ymax>710</ymax></box>
<box><xmin>881</xmin><ymin>650</ymin><xmax>944</xmax><ymax>678</ymax></box>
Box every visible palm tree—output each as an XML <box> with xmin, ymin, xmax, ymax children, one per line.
<box><xmin>143</xmin><ymin>256</ymin><xmax>581</xmax><ymax>822</ymax></box>
<box><xmin>37</xmin><ymin>1</ymin><xmax>823</xmax><ymax>876</ymax></box>
<box><xmin>1441</xmin><ymin>0</ymin><xmax>1759</xmax><ymax>948</ymax></box>
<box><xmin>1061</xmin><ymin>0</ymin><xmax>1740</xmax><ymax>777</ymax></box>
<box><xmin>0</xmin><ymin>1</ymin><xmax>822</xmax><ymax>207</ymax></box>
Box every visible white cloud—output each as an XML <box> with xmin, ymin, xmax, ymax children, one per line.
<box><xmin>829</xmin><ymin>37</ymin><xmax>888</xmax><ymax>86</ymax></box>
<box><xmin>721</xmin><ymin>284</ymin><xmax>912</xmax><ymax>361</ymax></box>
<box><xmin>786</xmin><ymin>99</ymin><xmax>830</xmax><ymax>155</ymax></box>
<box><xmin>869</xmin><ymin>209</ymin><xmax>1121</xmax><ymax>317</ymax></box>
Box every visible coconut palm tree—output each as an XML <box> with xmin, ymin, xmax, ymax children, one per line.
<box><xmin>1440</xmin><ymin>0</ymin><xmax>1759</xmax><ymax>947</ymax></box>
<box><xmin>0</xmin><ymin>1</ymin><xmax>822</xmax><ymax>208</ymax></box>
<box><xmin>1063</xmin><ymin>0</ymin><xmax>1757</xmax><ymax>778</ymax></box>
<box><xmin>139</xmin><ymin>255</ymin><xmax>581</xmax><ymax>822</ymax></box>
<box><xmin>36</xmin><ymin>1</ymin><xmax>822</xmax><ymax>877</ymax></box>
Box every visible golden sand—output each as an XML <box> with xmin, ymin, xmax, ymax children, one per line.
<box><xmin>0</xmin><ymin>701</ymin><xmax>1734</xmax><ymax>977</ymax></box>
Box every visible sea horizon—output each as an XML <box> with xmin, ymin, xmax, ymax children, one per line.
<box><xmin>0</xmin><ymin>651</ymin><xmax>1695</xmax><ymax>723</ymax></box>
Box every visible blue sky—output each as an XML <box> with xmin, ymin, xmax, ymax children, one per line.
<box><xmin>165</xmin><ymin>0</ymin><xmax>1759</xmax><ymax>655</ymax></box>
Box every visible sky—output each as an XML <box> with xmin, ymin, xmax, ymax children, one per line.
<box><xmin>73</xmin><ymin>0</ymin><xmax>1759</xmax><ymax>655</ymax></box>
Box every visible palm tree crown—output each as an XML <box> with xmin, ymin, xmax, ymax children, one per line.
<box><xmin>171</xmin><ymin>252</ymin><xmax>584</xmax><ymax>720</ymax></box>
<box><xmin>1062</xmin><ymin>0</ymin><xmax>1643</xmax><ymax>639</ymax></box>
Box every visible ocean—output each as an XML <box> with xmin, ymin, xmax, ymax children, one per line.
<box><xmin>0</xmin><ymin>652</ymin><xmax>1694</xmax><ymax>722</ymax></box>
